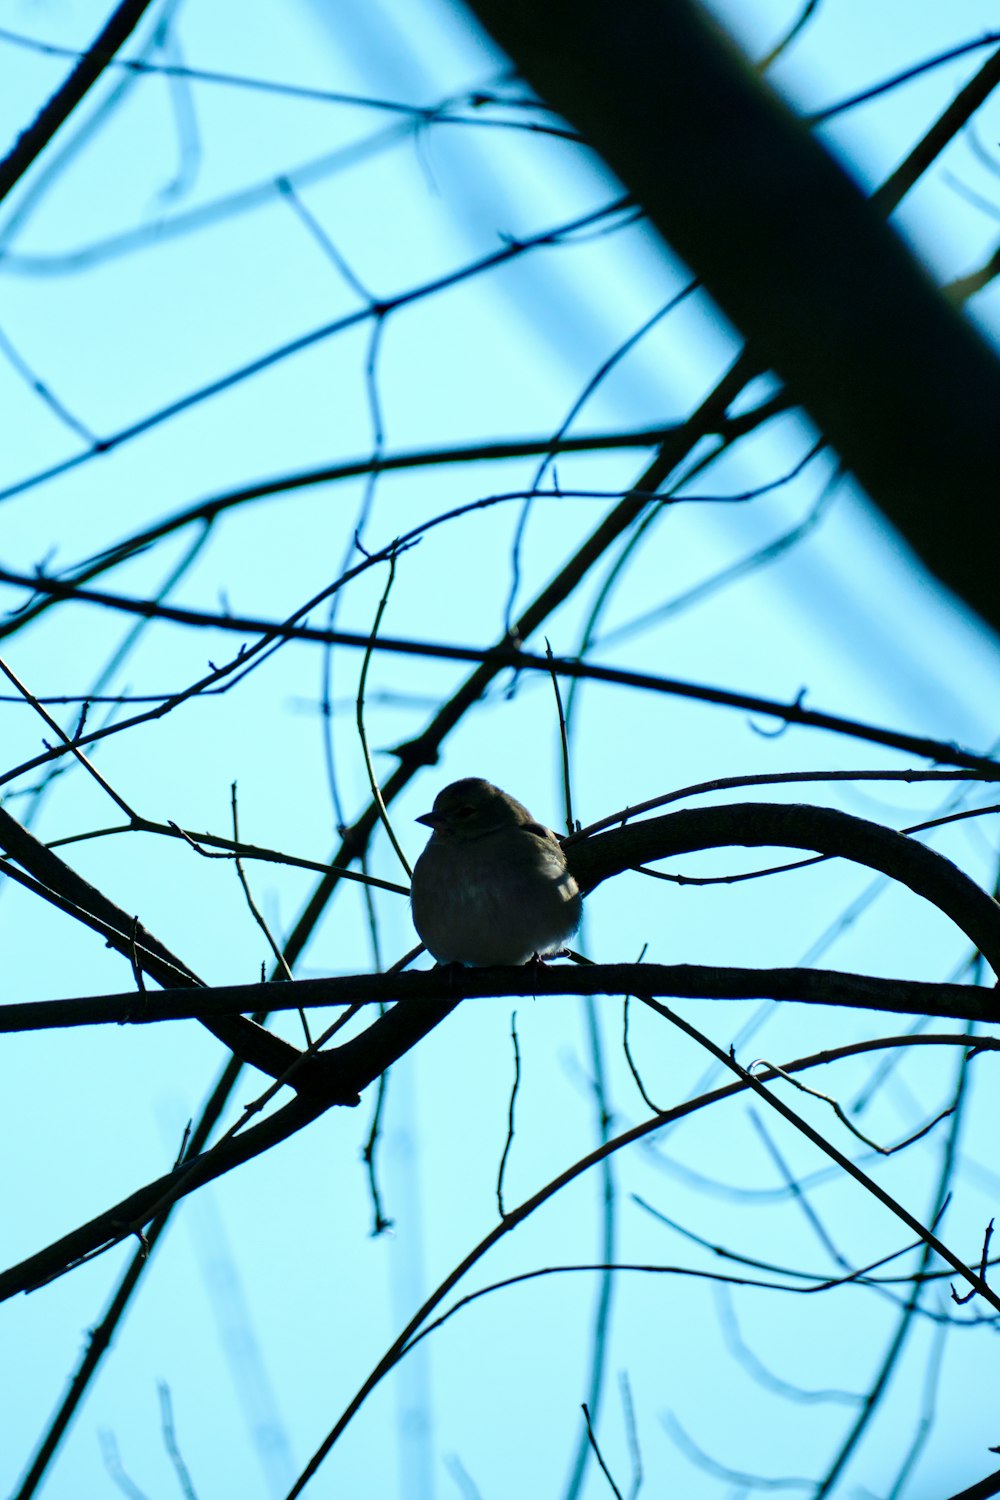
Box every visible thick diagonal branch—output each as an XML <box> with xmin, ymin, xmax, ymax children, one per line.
<box><xmin>460</xmin><ymin>0</ymin><xmax>1000</xmax><ymax>634</ymax></box>
<box><xmin>0</xmin><ymin>806</ymin><xmax>301</xmax><ymax>1081</ymax></box>
<box><xmin>0</xmin><ymin>0</ymin><xmax>158</xmax><ymax>206</ymax></box>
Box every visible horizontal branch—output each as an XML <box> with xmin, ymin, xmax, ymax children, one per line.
<box><xmin>2</xmin><ymin>962</ymin><xmax>997</xmax><ymax>1032</ymax></box>
<box><xmin>0</xmin><ymin>421</ymin><xmax>714</xmax><ymax>639</ymax></box>
<box><xmin>5</xmin><ymin>801</ymin><xmax>997</xmax><ymax>1064</ymax></box>
<box><xmin>2</xmin><ymin>565</ymin><xmax>997</xmax><ymax>772</ymax></box>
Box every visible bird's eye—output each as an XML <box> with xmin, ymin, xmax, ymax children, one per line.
<box><xmin>456</xmin><ymin>805</ymin><xmax>475</xmax><ymax>819</ymax></box>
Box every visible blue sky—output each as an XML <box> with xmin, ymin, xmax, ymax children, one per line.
<box><xmin>2</xmin><ymin>1</ymin><xmax>1000</xmax><ymax>1496</ymax></box>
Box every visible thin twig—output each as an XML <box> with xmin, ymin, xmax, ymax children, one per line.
<box><xmin>0</xmin><ymin>654</ymin><xmax>139</xmax><ymax>821</ymax></box>
<box><xmin>362</xmin><ymin>1065</ymin><xmax>393</xmax><ymax>1236</ymax></box>
<box><xmin>98</xmin><ymin>1431</ymin><xmax>150</xmax><ymax>1500</ymax></box>
<box><xmin>127</xmin><ymin>916</ymin><xmax>148</xmax><ymax>994</ymax></box>
<box><xmin>632</xmin><ymin>1194</ymin><xmax>959</xmax><ymax>1304</ymax></box>
<box><xmin>640</xmin><ymin>997</ymin><xmax>1000</xmax><ymax>1311</ymax></box>
<box><xmin>749</xmin><ymin>1110</ymin><xmax>848</xmax><ymax>1268</ymax></box>
<box><xmin>229</xmin><ymin>783</ymin><xmax>308</xmax><ymax>1043</ymax></box>
<box><xmin>757</xmin><ymin>0</ymin><xmax>822</xmax><ymax>70</ymax></box>
<box><xmin>563</xmin><ymin>982</ymin><xmax>619</xmax><ymax>1500</ymax></box>
<box><xmin>171</xmin><ymin>1122</ymin><xmax>192</xmax><ymax>1171</ymax></box>
<box><xmin>7</xmin><ymin>571</ymin><xmax>999</xmax><ymax>781</ymax></box>
<box><xmin>616</xmin><ymin>943</ymin><xmax>661</xmax><ymax>1113</ymax></box>
<box><xmin>157</xmin><ymin>1382</ymin><xmax>198</xmax><ymax>1500</ymax></box>
<box><xmin>568</xmin><ymin>767</ymin><xmax>1000</xmax><ymax>845</ymax></box>
<box><xmin>753</xmin><ymin>1056</ymin><xmax>956</xmax><ymax>1156</ymax></box>
<box><xmin>234</xmin><ymin>1030</ymin><xmax>1000</xmax><ymax>1499</ymax></box>
<box><xmin>356</xmin><ymin>547</ymin><xmax>411</xmax><ymax>878</ymax></box>
<box><xmin>952</xmin><ymin>1220</ymin><xmax>994</xmax><ymax>1306</ymax></box>
<box><xmin>497</xmin><ymin>1012</ymin><xmax>521</xmax><ymax>1220</ymax></box>
<box><xmin>885</xmin><ymin>1308</ymin><xmax>950</xmax><ymax>1498</ymax></box>
<box><xmin>619</xmin><ymin>1372</ymin><xmax>643</xmax><ymax>1500</ymax></box>
<box><xmin>358</xmin><ymin>848</ymin><xmax>392</xmax><ymax>1234</ymax></box>
<box><xmin>46</xmin><ymin>814</ymin><xmax>409</xmax><ymax>894</ymax></box>
<box><xmin>622</xmin><ymin>994</ymin><xmax>662</xmax><ymax>1114</ymax></box>
<box><xmin>812</xmin><ymin>1036</ymin><xmax>975</xmax><ymax>1495</ymax></box>
<box><xmin>581</xmin><ymin>1404</ymin><xmax>624</xmax><ymax>1500</ymax></box>
<box><xmin>545</xmin><ymin>638</ymin><xmax>574</xmax><ymax>832</ymax></box>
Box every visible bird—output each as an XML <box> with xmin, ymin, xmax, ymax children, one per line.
<box><xmin>410</xmin><ymin>777</ymin><xmax>582</xmax><ymax>965</ymax></box>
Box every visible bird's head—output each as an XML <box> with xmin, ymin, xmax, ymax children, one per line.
<box><xmin>415</xmin><ymin>778</ymin><xmax>533</xmax><ymax>842</ymax></box>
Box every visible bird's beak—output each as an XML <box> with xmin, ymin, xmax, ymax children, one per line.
<box><xmin>416</xmin><ymin>811</ymin><xmax>443</xmax><ymax>829</ymax></box>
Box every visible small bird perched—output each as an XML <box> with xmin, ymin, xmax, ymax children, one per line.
<box><xmin>411</xmin><ymin>777</ymin><xmax>582</xmax><ymax>965</ymax></box>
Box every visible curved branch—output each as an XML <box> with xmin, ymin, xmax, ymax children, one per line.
<box><xmin>566</xmin><ymin>802</ymin><xmax>1000</xmax><ymax>975</ymax></box>
<box><xmin>6</xmin><ymin>795</ymin><xmax>996</xmax><ymax>1331</ymax></box>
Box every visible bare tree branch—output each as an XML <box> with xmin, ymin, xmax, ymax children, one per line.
<box><xmin>460</xmin><ymin>0</ymin><xmax>1000</xmax><ymax>635</ymax></box>
<box><xmin>0</xmin><ymin>0</ymin><xmax>159</xmax><ymax>206</ymax></box>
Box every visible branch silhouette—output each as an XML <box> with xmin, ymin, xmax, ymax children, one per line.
<box><xmin>0</xmin><ymin>0</ymin><xmax>158</xmax><ymax>205</ymax></box>
<box><xmin>3</xmin><ymin>797</ymin><xmax>998</xmax><ymax>1307</ymax></box>
<box><xmin>2</xmin><ymin>964</ymin><xmax>997</xmax><ymax>1033</ymax></box>
<box><xmin>0</xmin><ymin>804</ymin><xmax>301</xmax><ymax>1082</ymax></box>
<box><xmin>460</xmin><ymin>0</ymin><xmax>1000</xmax><ymax>634</ymax></box>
